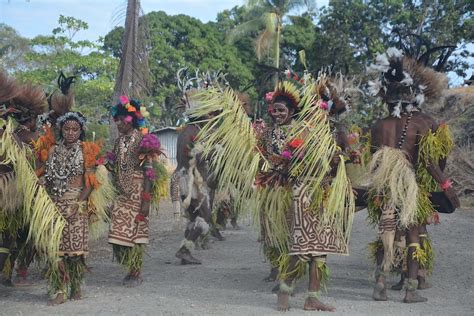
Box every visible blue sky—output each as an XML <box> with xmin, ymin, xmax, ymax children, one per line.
<box><xmin>0</xmin><ymin>0</ymin><xmax>470</xmax><ymax>85</ymax></box>
<box><xmin>0</xmin><ymin>0</ymin><xmax>329</xmax><ymax>40</ymax></box>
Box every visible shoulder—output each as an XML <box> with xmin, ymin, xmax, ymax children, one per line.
<box><xmin>412</xmin><ymin>112</ymin><xmax>438</xmax><ymax>134</ymax></box>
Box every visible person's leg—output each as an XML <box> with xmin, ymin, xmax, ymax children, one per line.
<box><xmin>403</xmin><ymin>225</ymin><xmax>428</xmax><ymax>303</ymax></box>
<box><xmin>69</xmin><ymin>256</ymin><xmax>87</xmax><ymax>300</ymax></box>
<box><xmin>277</xmin><ymin>256</ymin><xmax>300</xmax><ymax>311</ymax></box>
<box><xmin>47</xmin><ymin>258</ymin><xmax>68</xmax><ymax>306</ymax></box>
<box><xmin>304</xmin><ymin>256</ymin><xmax>335</xmax><ymax>311</ymax></box>
<box><xmin>113</xmin><ymin>244</ymin><xmax>144</xmax><ymax>287</ymax></box>
<box><xmin>372</xmin><ymin>239</ymin><xmax>388</xmax><ymax>301</ymax></box>
<box><xmin>417</xmin><ymin>225</ymin><xmax>432</xmax><ymax>290</ymax></box>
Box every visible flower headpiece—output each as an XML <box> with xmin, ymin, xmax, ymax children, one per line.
<box><xmin>56</xmin><ymin>111</ymin><xmax>87</xmax><ymax>128</ymax></box>
<box><xmin>111</xmin><ymin>95</ymin><xmax>150</xmax><ymax>135</ymax></box>
<box><xmin>368</xmin><ymin>47</ymin><xmax>447</xmax><ymax>118</ymax></box>
<box><xmin>9</xmin><ymin>84</ymin><xmax>47</xmax><ymax>124</ymax></box>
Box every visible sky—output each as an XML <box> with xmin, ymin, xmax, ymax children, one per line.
<box><xmin>0</xmin><ymin>0</ymin><xmax>470</xmax><ymax>85</ymax></box>
<box><xmin>0</xmin><ymin>0</ymin><xmax>329</xmax><ymax>40</ymax></box>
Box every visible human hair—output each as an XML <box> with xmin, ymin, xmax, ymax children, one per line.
<box><xmin>57</xmin><ymin>112</ymin><xmax>86</xmax><ymax>141</ymax></box>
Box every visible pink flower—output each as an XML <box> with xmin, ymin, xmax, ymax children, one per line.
<box><xmin>140</xmin><ymin>134</ymin><xmax>161</xmax><ymax>150</ymax></box>
<box><xmin>265</xmin><ymin>92</ymin><xmax>274</xmax><ymax>103</ymax></box>
<box><xmin>119</xmin><ymin>95</ymin><xmax>129</xmax><ymax>105</ymax></box>
<box><xmin>281</xmin><ymin>150</ymin><xmax>292</xmax><ymax>159</ymax></box>
<box><xmin>96</xmin><ymin>156</ymin><xmax>106</xmax><ymax>165</ymax></box>
<box><xmin>145</xmin><ymin>168</ymin><xmax>156</xmax><ymax>181</ymax></box>
<box><xmin>320</xmin><ymin>101</ymin><xmax>328</xmax><ymax>110</ymax></box>
<box><xmin>124</xmin><ymin>115</ymin><xmax>133</xmax><ymax>123</ymax></box>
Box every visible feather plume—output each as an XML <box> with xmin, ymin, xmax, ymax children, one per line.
<box><xmin>0</xmin><ymin>71</ymin><xmax>20</xmax><ymax>104</ymax></box>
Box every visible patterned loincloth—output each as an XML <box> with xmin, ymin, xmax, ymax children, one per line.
<box><xmin>108</xmin><ymin>172</ymin><xmax>149</xmax><ymax>247</ymax></box>
<box><xmin>53</xmin><ymin>189</ymin><xmax>89</xmax><ymax>257</ymax></box>
<box><xmin>289</xmin><ymin>180</ymin><xmax>348</xmax><ymax>256</ymax></box>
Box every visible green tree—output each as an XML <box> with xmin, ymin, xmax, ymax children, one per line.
<box><xmin>7</xmin><ymin>16</ymin><xmax>118</xmax><ymax>141</ymax></box>
<box><xmin>104</xmin><ymin>11</ymin><xmax>255</xmax><ymax>126</ymax></box>
<box><xmin>0</xmin><ymin>23</ymin><xmax>30</xmax><ymax>71</ymax></box>
<box><xmin>227</xmin><ymin>0</ymin><xmax>316</xmax><ymax>86</ymax></box>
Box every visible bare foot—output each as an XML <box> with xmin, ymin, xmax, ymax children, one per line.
<box><xmin>372</xmin><ymin>282</ymin><xmax>387</xmax><ymax>301</ymax></box>
<box><xmin>176</xmin><ymin>248</ymin><xmax>202</xmax><ymax>265</ymax></box>
<box><xmin>417</xmin><ymin>277</ymin><xmax>432</xmax><ymax>290</ymax></box>
<box><xmin>263</xmin><ymin>267</ymin><xmax>278</xmax><ymax>282</ymax></box>
<box><xmin>48</xmin><ymin>293</ymin><xmax>66</xmax><ymax>306</ymax></box>
<box><xmin>231</xmin><ymin>219</ymin><xmax>240</xmax><ymax>230</ymax></box>
<box><xmin>304</xmin><ymin>297</ymin><xmax>336</xmax><ymax>311</ymax></box>
<box><xmin>277</xmin><ymin>291</ymin><xmax>290</xmax><ymax>311</ymax></box>
<box><xmin>123</xmin><ymin>274</ymin><xmax>143</xmax><ymax>288</ymax></box>
<box><xmin>403</xmin><ymin>289</ymin><xmax>427</xmax><ymax>303</ymax></box>
<box><xmin>70</xmin><ymin>289</ymin><xmax>82</xmax><ymax>300</ymax></box>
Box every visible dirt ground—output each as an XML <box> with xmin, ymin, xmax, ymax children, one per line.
<box><xmin>1</xmin><ymin>200</ymin><xmax>473</xmax><ymax>315</ymax></box>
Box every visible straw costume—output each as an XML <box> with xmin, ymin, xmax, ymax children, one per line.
<box><xmin>185</xmin><ymin>73</ymin><xmax>356</xmax><ymax>311</ymax></box>
<box><xmin>367</xmin><ymin>47</ymin><xmax>459</xmax><ymax>303</ymax></box>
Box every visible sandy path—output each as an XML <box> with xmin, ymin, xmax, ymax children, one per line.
<box><xmin>1</xmin><ymin>201</ymin><xmax>473</xmax><ymax>315</ymax></box>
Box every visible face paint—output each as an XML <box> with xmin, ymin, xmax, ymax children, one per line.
<box><xmin>62</xmin><ymin>120</ymin><xmax>82</xmax><ymax>144</ymax></box>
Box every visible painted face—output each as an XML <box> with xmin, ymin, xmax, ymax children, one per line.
<box><xmin>269</xmin><ymin>102</ymin><xmax>292</xmax><ymax>125</ymax></box>
<box><xmin>62</xmin><ymin>120</ymin><xmax>82</xmax><ymax>144</ymax></box>
<box><xmin>114</xmin><ymin>115</ymin><xmax>133</xmax><ymax>135</ymax></box>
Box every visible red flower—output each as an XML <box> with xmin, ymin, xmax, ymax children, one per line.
<box><xmin>288</xmin><ymin>138</ymin><xmax>303</xmax><ymax>149</ymax></box>
<box><xmin>141</xmin><ymin>192</ymin><xmax>152</xmax><ymax>201</ymax></box>
<box><xmin>96</xmin><ymin>156</ymin><xmax>106</xmax><ymax>165</ymax></box>
<box><xmin>135</xmin><ymin>213</ymin><xmax>146</xmax><ymax>223</ymax></box>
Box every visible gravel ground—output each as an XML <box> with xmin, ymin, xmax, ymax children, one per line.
<box><xmin>1</xmin><ymin>200</ymin><xmax>473</xmax><ymax>315</ymax></box>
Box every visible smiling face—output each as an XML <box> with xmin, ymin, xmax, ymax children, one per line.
<box><xmin>62</xmin><ymin>120</ymin><xmax>82</xmax><ymax>144</ymax></box>
<box><xmin>269</xmin><ymin>101</ymin><xmax>294</xmax><ymax>126</ymax></box>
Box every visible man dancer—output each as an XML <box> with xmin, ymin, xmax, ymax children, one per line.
<box><xmin>367</xmin><ymin>47</ymin><xmax>460</xmax><ymax>303</ymax></box>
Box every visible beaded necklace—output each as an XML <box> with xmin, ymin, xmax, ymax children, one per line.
<box><xmin>45</xmin><ymin>140</ymin><xmax>83</xmax><ymax>197</ymax></box>
<box><xmin>397</xmin><ymin>112</ymin><xmax>413</xmax><ymax>149</ymax></box>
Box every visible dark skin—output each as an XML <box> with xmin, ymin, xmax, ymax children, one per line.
<box><xmin>274</xmin><ymin>100</ymin><xmax>339</xmax><ymax>311</ymax></box>
<box><xmin>48</xmin><ymin>120</ymin><xmax>92</xmax><ymax>305</ymax></box>
<box><xmin>114</xmin><ymin>116</ymin><xmax>151</xmax><ymax>216</ymax></box>
<box><xmin>371</xmin><ymin>110</ymin><xmax>460</xmax><ymax>303</ymax></box>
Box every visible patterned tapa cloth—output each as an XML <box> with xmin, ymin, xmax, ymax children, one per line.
<box><xmin>53</xmin><ymin>188</ymin><xmax>89</xmax><ymax>257</ymax></box>
<box><xmin>108</xmin><ymin>171</ymin><xmax>149</xmax><ymax>247</ymax></box>
<box><xmin>288</xmin><ymin>179</ymin><xmax>348</xmax><ymax>256</ymax></box>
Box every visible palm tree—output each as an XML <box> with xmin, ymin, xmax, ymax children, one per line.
<box><xmin>228</xmin><ymin>0</ymin><xmax>315</xmax><ymax>86</ymax></box>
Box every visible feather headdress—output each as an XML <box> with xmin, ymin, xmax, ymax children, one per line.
<box><xmin>10</xmin><ymin>84</ymin><xmax>47</xmax><ymax>123</ymax></box>
<box><xmin>368</xmin><ymin>47</ymin><xmax>447</xmax><ymax>118</ymax></box>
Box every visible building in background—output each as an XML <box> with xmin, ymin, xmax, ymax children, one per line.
<box><xmin>153</xmin><ymin>127</ymin><xmax>178</xmax><ymax>169</ymax></box>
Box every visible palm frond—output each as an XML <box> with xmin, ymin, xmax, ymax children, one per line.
<box><xmin>186</xmin><ymin>87</ymin><xmax>261</xmax><ymax>215</ymax></box>
<box><xmin>227</xmin><ymin>18</ymin><xmax>264</xmax><ymax>44</ymax></box>
<box><xmin>0</xmin><ymin>118</ymin><xmax>65</xmax><ymax>267</ymax></box>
